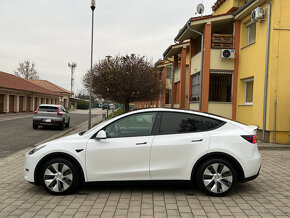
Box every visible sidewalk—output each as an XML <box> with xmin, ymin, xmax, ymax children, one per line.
<box><xmin>258</xmin><ymin>142</ymin><xmax>290</xmax><ymax>150</ymax></box>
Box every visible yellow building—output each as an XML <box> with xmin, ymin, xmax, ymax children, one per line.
<box><xmin>138</xmin><ymin>0</ymin><xmax>290</xmax><ymax>144</ymax></box>
<box><xmin>231</xmin><ymin>0</ymin><xmax>290</xmax><ymax>144</ymax></box>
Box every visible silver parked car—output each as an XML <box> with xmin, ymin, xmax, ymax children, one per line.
<box><xmin>33</xmin><ymin>104</ymin><xmax>70</xmax><ymax>130</ymax></box>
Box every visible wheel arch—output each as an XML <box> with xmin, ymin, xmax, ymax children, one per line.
<box><xmin>34</xmin><ymin>152</ymin><xmax>85</xmax><ymax>186</ymax></box>
<box><xmin>191</xmin><ymin>152</ymin><xmax>245</xmax><ymax>183</ymax></box>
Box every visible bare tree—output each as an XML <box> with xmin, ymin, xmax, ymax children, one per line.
<box><xmin>83</xmin><ymin>54</ymin><xmax>165</xmax><ymax>112</ymax></box>
<box><xmin>14</xmin><ymin>60</ymin><xmax>40</xmax><ymax>80</ymax></box>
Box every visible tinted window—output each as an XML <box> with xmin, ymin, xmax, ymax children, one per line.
<box><xmin>38</xmin><ymin>106</ymin><xmax>58</xmax><ymax>112</ymax></box>
<box><xmin>159</xmin><ymin>112</ymin><xmax>224</xmax><ymax>134</ymax></box>
<box><xmin>103</xmin><ymin>112</ymin><xmax>157</xmax><ymax>138</ymax></box>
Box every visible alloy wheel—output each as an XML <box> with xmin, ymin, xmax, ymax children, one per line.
<box><xmin>202</xmin><ymin>163</ymin><xmax>233</xmax><ymax>194</ymax></box>
<box><xmin>43</xmin><ymin>163</ymin><xmax>73</xmax><ymax>193</ymax></box>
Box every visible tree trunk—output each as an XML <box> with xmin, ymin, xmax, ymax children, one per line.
<box><xmin>124</xmin><ymin>99</ymin><xmax>130</xmax><ymax>112</ymax></box>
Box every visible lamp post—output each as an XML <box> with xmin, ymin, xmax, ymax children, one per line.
<box><xmin>88</xmin><ymin>0</ymin><xmax>96</xmax><ymax>129</ymax></box>
<box><xmin>105</xmin><ymin>55</ymin><xmax>112</xmax><ymax>118</ymax></box>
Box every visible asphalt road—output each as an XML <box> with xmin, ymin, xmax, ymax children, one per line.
<box><xmin>0</xmin><ymin>113</ymin><xmax>97</xmax><ymax>159</ymax></box>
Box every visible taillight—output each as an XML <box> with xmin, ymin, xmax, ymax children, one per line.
<box><xmin>57</xmin><ymin>108</ymin><xmax>63</xmax><ymax>116</ymax></box>
<box><xmin>241</xmin><ymin>135</ymin><xmax>257</xmax><ymax>144</ymax></box>
<box><xmin>34</xmin><ymin>107</ymin><xmax>39</xmax><ymax>114</ymax></box>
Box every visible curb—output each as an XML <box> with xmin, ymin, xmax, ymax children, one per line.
<box><xmin>34</xmin><ymin>114</ymin><xmax>102</xmax><ymax>147</ymax></box>
<box><xmin>258</xmin><ymin>146</ymin><xmax>290</xmax><ymax>150</ymax></box>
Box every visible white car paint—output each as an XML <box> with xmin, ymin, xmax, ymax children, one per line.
<box><xmin>24</xmin><ymin>108</ymin><xmax>261</xmax><ymax>195</ymax></box>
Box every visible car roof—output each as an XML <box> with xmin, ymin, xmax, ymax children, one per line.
<box><xmin>39</xmin><ymin>104</ymin><xmax>61</xmax><ymax>107</ymax></box>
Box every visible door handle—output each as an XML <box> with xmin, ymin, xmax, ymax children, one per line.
<box><xmin>136</xmin><ymin>142</ymin><xmax>147</xmax><ymax>145</ymax></box>
<box><xmin>191</xmin><ymin>139</ymin><xmax>203</xmax><ymax>142</ymax></box>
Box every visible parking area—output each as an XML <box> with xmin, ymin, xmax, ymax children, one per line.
<box><xmin>0</xmin><ymin>149</ymin><xmax>289</xmax><ymax>218</ymax></box>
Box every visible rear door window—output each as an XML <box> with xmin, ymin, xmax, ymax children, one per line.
<box><xmin>38</xmin><ymin>106</ymin><xmax>58</xmax><ymax>112</ymax></box>
<box><xmin>159</xmin><ymin>112</ymin><xmax>225</xmax><ymax>135</ymax></box>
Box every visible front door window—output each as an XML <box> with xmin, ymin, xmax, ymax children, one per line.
<box><xmin>103</xmin><ymin>112</ymin><xmax>157</xmax><ymax>138</ymax></box>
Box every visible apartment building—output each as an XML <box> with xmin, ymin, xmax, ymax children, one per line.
<box><xmin>137</xmin><ymin>0</ymin><xmax>290</xmax><ymax>144</ymax></box>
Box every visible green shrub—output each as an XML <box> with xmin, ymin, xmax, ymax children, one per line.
<box><xmin>77</xmin><ymin>99</ymin><xmax>89</xmax><ymax>110</ymax></box>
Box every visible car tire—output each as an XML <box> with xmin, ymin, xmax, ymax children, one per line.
<box><xmin>197</xmin><ymin>158</ymin><xmax>237</xmax><ymax>197</ymax></box>
<box><xmin>60</xmin><ymin>120</ymin><xmax>65</xmax><ymax>130</ymax></box>
<box><xmin>65</xmin><ymin>118</ymin><xmax>70</xmax><ymax>128</ymax></box>
<box><xmin>40</xmin><ymin>157</ymin><xmax>80</xmax><ymax>195</ymax></box>
<box><xmin>33</xmin><ymin>124</ymin><xmax>38</xmax><ymax>129</ymax></box>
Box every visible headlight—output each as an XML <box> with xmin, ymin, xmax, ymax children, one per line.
<box><xmin>28</xmin><ymin>145</ymin><xmax>46</xmax><ymax>155</ymax></box>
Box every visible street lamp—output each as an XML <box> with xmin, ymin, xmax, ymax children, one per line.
<box><xmin>88</xmin><ymin>0</ymin><xmax>96</xmax><ymax>129</ymax></box>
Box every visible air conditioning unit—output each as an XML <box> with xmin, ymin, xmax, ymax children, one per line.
<box><xmin>251</xmin><ymin>7</ymin><xmax>265</xmax><ymax>21</ymax></box>
<box><xmin>221</xmin><ymin>49</ymin><xmax>235</xmax><ymax>59</ymax></box>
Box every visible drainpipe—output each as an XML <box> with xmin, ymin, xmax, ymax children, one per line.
<box><xmin>186</xmin><ymin>21</ymin><xmax>204</xmax><ymax>111</ymax></box>
<box><xmin>274</xmin><ymin>98</ymin><xmax>277</xmax><ymax>144</ymax></box>
<box><xmin>262</xmin><ymin>0</ymin><xmax>271</xmax><ymax>142</ymax></box>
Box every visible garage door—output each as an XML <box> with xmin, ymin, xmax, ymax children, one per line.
<box><xmin>19</xmin><ymin>96</ymin><xmax>24</xmax><ymax>112</ymax></box>
<box><xmin>9</xmin><ymin>95</ymin><xmax>15</xmax><ymax>113</ymax></box>
<box><xmin>27</xmin><ymin>97</ymin><xmax>31</xmax><ymax>112</ymax></box>
<box><xmin>0</xmin><ymin>94</ymin><xmax>4</xmax><ymax>113</ymax></box>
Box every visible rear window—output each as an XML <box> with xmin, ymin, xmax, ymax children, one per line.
<box><xmin>38</xmin><ymin>106</ymin><xmax>58</xmax><ymax>112</ymax></box>
<box><xmin>159</xmin><ymin>112</ymin><xmax>225</xmax><ymax>135</ymax></box>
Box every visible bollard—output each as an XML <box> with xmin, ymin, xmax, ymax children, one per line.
<box><xmin>102</xmin><ymin>114</ymin><xmax>106</xmax><ymax>121</ymax></box>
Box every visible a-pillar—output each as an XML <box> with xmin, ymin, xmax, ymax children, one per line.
<box><xmin>201</xmin><ymin>23</ymin><xmax>211</xmax><ymax>112</ymax></box>
<box><xmin>161</xmin><ymin>67</ymin><xmax>167</xmax><ymax>107</ymax></box>
<box><xmin>171</xmin><ymin>55</ymin><xmax>179</xmax><ymax>108</ymax></box>
<box><xmin>232</xmin><ymin>21</ymin><xmax>241</xmax><ymax>120</ymax></box>
<box><xmin>15</xmin><ymin>95</ymin><xmax>19</xmax><ymax>112</ymax></box>
<box><xmin>3</xmin><ymin>94</ymin><xmax>9</xmax><ymax>113</ymax></box>
<box><xmin>179</xmin><ymin>46</ymin><xmax>187</xmax><ymax>109</ymax></box>
<box><xmin>187</xmin><ymin>39</ymin><xmax>196</xmax><ymax>109</ymax></box>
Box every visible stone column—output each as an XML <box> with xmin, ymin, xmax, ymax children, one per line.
<box><xmin>15</xmin><ymin>95</ymin><xmax>19</xmax><ymax>112</ymax></box>
<box><xmin>179</xmin><ymin>46</ymin><xmax>187</xmax><ymax>109</ymax></box>
<box><xmin>3</xmin><ymin>94</ymin><xmax>9</xmax><ymax>113</ymax></box>
<box><xmin>23</xmin><ymin>96</ymin><xmax>27</xmax><ymax>112</ymax></box>
<box><xmin>201</xmin><ymin>23</ymin><xmax>212</xmax><ymax>112</ymax></box>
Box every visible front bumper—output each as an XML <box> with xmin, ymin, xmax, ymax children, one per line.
<box><xmin>24</xmin><ymin>152</ymin><xmax>40</xmax><ymax>183</ymax></box>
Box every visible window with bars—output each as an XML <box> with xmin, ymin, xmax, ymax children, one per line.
<box><xmin>209</xmin><ymin>72</ymin><xmax>232</xmax><ymax>102</ymax></box>
<box><xmin>165</xmin><ymin>89</ymin><xmax>171</xmax><ymax>104</ymax></box>
<box><xmin>191</xmin><ymin>73</ymin><xmax>200</xmax><ymax>101</ymax></box>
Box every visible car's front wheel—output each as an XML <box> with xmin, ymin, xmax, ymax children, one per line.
<box><xmin>197</xmin><ymin>159</ymin><xmax>237</xmax><ymax>197</ymax></box>
<box><xmin>40</xmin><ymin>158</ymin><xmax>79</xmax><ymax>195</ymax></box>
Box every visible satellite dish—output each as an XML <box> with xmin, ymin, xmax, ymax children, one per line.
<box><xmin>196</xmin><ymin>3</ymin><xmax>205</xmax><ymax>15</ymax></box>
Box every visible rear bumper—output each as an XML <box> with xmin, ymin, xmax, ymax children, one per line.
<box><xmin>241</xmin><ymin>166</ymin><xmax>261</xmax><ymax>182</ymax></box>
<box><xmin>33</xmin><ymin>119</ymin><xmax>63</xmax><ymax>126</ymax></box>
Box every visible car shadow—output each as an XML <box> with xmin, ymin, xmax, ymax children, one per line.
<box><xmin>33</xmin><ymin>125</ymin><xmax>67</xmax><ymax>131</ymax></box>
<box><xmin>77</xmin><ymin>180</ymin><xmax>200</xmax><ymax>195</ymax></box>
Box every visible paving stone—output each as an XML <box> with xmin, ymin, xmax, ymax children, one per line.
<box><xmin>0</xmin><ymin>149</ymin><xmax>290</xmax><ymax>217</ymax></box>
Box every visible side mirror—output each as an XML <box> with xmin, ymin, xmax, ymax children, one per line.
<box><xmin>95</xmin><ymin>130</ymin><xmax>106</xmax><ymax>140</ymax></box>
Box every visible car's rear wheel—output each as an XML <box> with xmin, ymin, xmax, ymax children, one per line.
<box><xmin>197</xmin><ymin>159</ymin><xmax>237</xmax><ymax>197</ymax></box>
<box><xmin>65</xmin><ymin>118</ymin><xmax>70</xmax><ymax>128</ymax></box>
<box><xmin>33</xmin><ymin>124</ymin><xmax>38</xmax><ymax>129</ymax></box>
<box><xmin>40</xmin><ymin>158</ymin><xmax>79</xmax><ymax>195</ymax></box>
<box><xmin>60</xmin><ymin>120</ymin><xmax>65</xmax><ymax>130</ymax></box>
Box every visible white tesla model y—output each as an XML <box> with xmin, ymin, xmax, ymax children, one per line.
<box><xmin>25</xmin><ymin>108</ymin><xmax>261</xmax><ymax>196</ymax></box>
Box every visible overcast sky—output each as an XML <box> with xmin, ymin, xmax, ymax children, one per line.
<box><xmin>0</xmin><ymin>0</ymin><xmax>216</xmax><ymax>94</ymax></box>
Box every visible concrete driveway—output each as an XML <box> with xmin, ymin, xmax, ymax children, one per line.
<box><xmin>0</xmin><ymin>149</ymin><xmax>289</xmax><ymax>218</ymax></box>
